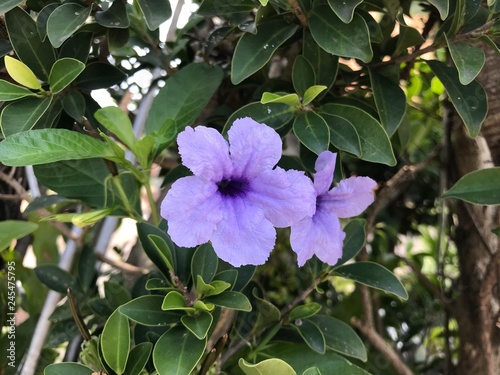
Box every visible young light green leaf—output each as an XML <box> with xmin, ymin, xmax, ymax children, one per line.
<box><xmin>293</xmin><ymin>111</ymin><xmax>330</xmax><ymax>155</ymax></box>
<box><xmin>47</xmin><ymin>3</ymin><xmax>92</xmax><ymax>48</ymax></box>
<box><xmin>136</xmin><ymin>0</ymin><xmax>172</xmax><ymax>30</ymax></box>
<box><xmin>442</xmin><ymin>167</ymin><xmax>500</xmax><ymax>204</ymax></box>
<box><xmin>302</xmin><ymin>85</ymin><xmax>327</xmax><ymax>106</ymax></box>
<box><xmin>47</xmin><ymin>208</ymin><xmax>114</xmax><ymax>227</ymax></box>
<box><xmin>162</xmin><ymin>291</ymin><xmax>193</xmax><ymax>312</ymax></box>
<box><xmin>4</xmin><ymin>56</ymin><xmax>41</xmax><ymax>89</ymax></box>
<box><xmin>94</xmin><ymin>107</ymin><xmax>137</xmax><ymax>150</ymax></box>
<box><xmin>239</xmin><ymin>358</ymin><xmax>297</xmax><ymax>375</ymax></box>
<box><xmin>327</xmin><ymin>0</ymin><xmax>363</xmax><ymax>23</ymax></box>
<box><xmin>49</xmin><ymin>58</ymin><xmax>85</xmax><ymax>94</ymax></box>
<box><xmin>261</xmin><ymin>92</ymin><xmax>301</xmax><ymax>107</ymax></box>
<box><xmin>0</xmin><ymin>221</ymin><xmax>39</xmax><ymax>252</ymax></box>
<box><xmin>181</xmin><ymin>311</ymin><xmax>213</xmax><ymax>339</ymax></box>
<box><xmin>0</xmin><ymin>129</ymin><xmax>114</xmax><ymax>166</ymax></box>
<box><xmin>293</xmin><ymin>56</ymin><xmax>316</xmax><ymax>97</ymax></box>
<box><xmin>0</xmin><ymin>97</ymin><xmax>52</xmax><ymax>137</ymax></box>
<box><xmin>231</xmin><ymin>20</ymin><xmax>298</xmax><ymax>84</ymax></box>
<box><xmin>101</xmin><ymin>309</ymin><xmax>130</xmax><ymax>375</ymax></box>
<box><xmin>0</xmin><ymin>79</ymin><xmax>37</xmax><ymax>101</ymax></box>
<box><xmin>44</xmin><ymin>363</ymin><xmax>94</xmax><ymax>375</ymax></box>
<box><xmin>447</xmin><ymin>38</ymin><xmax>485</xmax><ymax>85</ymax></box>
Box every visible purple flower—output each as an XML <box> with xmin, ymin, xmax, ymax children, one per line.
<box><xmin>161</xmin><ymin>117</ymin><xmax>316</xmax><ymax>267</ymax></box>
<box><xmin>290</xmin><ymin>151</ymin><xmax>376</xmax><ymax>266</ymax></box>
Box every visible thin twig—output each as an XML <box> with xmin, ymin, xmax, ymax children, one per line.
<box><xmin>96</xmin><ymin>253</ymin><xmax>150</xmax><ymax>275</ymax></box>
<box><xmin>288</xmin><ymin>0</ymin><xmax>307</xmax><ymax>27</ymax></box>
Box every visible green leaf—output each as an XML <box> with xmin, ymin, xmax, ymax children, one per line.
<box><xmin>293</xmin><ymin>56</ymin><xmax>316</xmax><ymax>97</ymax></box>
<box><xmin>253</xmin><ymin>288</ymin><xmax>281</xmax><ymax>327</ymax></box>
<box><xmin>101</xmin><ymin>309</ymin><xmax>130</xmax><ymax>375</ymax></box>
<box><xmin>327</xmin><ymin>0</ymin><xmax>363</xmax><ymax>23</ymax></box>
<box><xmin>162</xmin><ymin>291</ymin><xmax>193</xmax><ymax>312</ymax></box>
<box><xmin>124</xmin><ymin>342</ymin><xmax>152</xmax><ymax>375</ymax></box>
<box><xmin>75</xmin><ymin>62</ymin><xmax>127</xmax><ymax>90</ymax></box>
<box><xmin>5</xmin><ymin>7</ymin><xmax>56</xmax><ymax>81</ymax></box>
<box><xmin>442</xmin><ymin>167</ymin><xmax>500</xmax><ymax>204</ymax></box>
<box><xmin>95</xmin><ymin>107</ymin><xmax>137</xmax><ymax>150</ymax></box>
<box><xmin>213</xmin><ymin>269</ymin><xmax>238</xmax><ymax>289</ymax></box>
<box><xmin>447</xmin><ymin>38</ymin><xmax>485</xmax><ymax>85</ymax></box>
<box><xmin>427</xmin><ymin>60</ymin><xmax>487</xmax><ymax>138</ymax></box>
<box><xmin>96</xmin><ymin>0</ymin><xmax>130</xmax><ymax>29</ymax></box>
<box><xmin>0</xmin><ymin>97</ymin><xmax>52</xmax><ymax>137</ymax></box>
<box><xmin>289</xmin><ymin>303</ymin><xmax>322</xmax><ymax>321</ymax></box>
<box><xmin>292</xmin><ymin>319</ymin><xmax>326</xmax><ymax>354</ymax></box>
<box><xmin>50</xmin><ymin>208</ymin><xmax>114</xmax><ymax>227</ymax></box>
<box><xmin>36</xmin><ymin>4</ymin><xmax>58</xmax><ymax>41</ymax></box>
<box><xmin>336</xmin><ymin>219</ymin><xmax>366</xmax><ymax>266</ymax></box>
<box><xmin>62</xmin><ymin>91</ymin><xmax>86</xmax><ymax>122</ymax></box>
<box><xmin>4</xmin><ymin>56</ymin><xmax>41</xmax><ymax>89</ymax></box>
<box><xmin>429</xmin><ymin>0</ymin><xmax>449</xmax><ymax>19</ymax></box>
<box><xmin>137</xmin><ymin>222</ymin><xmax>176</xmax><ymax>279</ymax></box>
<box><xmin>293</xmin><ymin>111</ymin><xmax>330</xmax><ymax>155</ymax></box>
<box><xmin>44</xmin><ymin>363</ymin><xmax>94</xmax><ymax>375</ymax></box>
<box><xmin>310</xmin><ymin>5</ymin><xmax>372</xmax><ymax>63</ymax></box>
<box><xmin>108</xmin><ymin>28</ymin><xmax>130</xmax><ymax>51</ymax></box>
<box><xmin>335</xmin><ymin>261</ymin><xmax>408</xmax><ymax>299</ymax></box>
<box><xmin>192</xmin><ymin>243</ymin><xmax>218</xmax><ymax>287</ymax></box>
<box><xmin>59</xmin><ymin>32</ymin><xmax>93</xmax><ymax>63</ymax></box>
<box><xmin>49</xmin><ymin>58</ymin><xmax>85</xmax><ymax>94</ymax></box>
<box><xmin>0</xmin><ymin>129</ymin><xmax>115</xmax><ymax>166</ymax></box>
<box><xmin>369</xmin><ymin>69</ymin><xmax>406</xmax><ymax>136</ymax></box>
<box><xmin>198</xmin><ymin>0</ymin><xmax>256</xmax><ymax>15</ymax></box>
<box><xmin>302</xmin><ymin>85</ymin><xmax>327</xmax><ymax>106</ymax></box>
<box><xmin>47</xmin><ymin>3</ymin><xmax>92</xmax><ymax>48</ymax></box>
<box><xmin>319</xmin><ymin>111</ymin><xmax>361</xmax><ymax>157</ymax></box>
<box><xmin>181</xmin><ymin>311</ymin><xmax>213</xmax><ymax>339</ymax></box>
<box><xmin>0</xmin><ymin>80</ymin><xmax>37</xmax><ymax>101</ymax></box>
<box><xmin>303</xmin><ymin>30</ymin><xmax>339</xmax><ymax>90</ymax></box>
<box><xmin>261</xmin><ymin>92</ymin><xmax>301</xmax><ymax>107</ymax></box>
<box><xmin>148</xmin><ymin>234</ymin><xmax>175</xmax><ymax>272</ymax></box>
<box><xmin>310</xmin><ymin>315</ymin><xmax>366</xmax><ymax>361</ymax></box>
<box><xmin>34</xmin><ymin>265</ymin><xmax>76</xmax><ymax>293</ymax></box>
<box><xmin>493</xmin><ymin>227</ymin><xmax>500</xmax><ymax>237</ymax></box>
<box><xmin>225</xmin><ymin>102</ymin><xmax>295</xmax><ymax>132</ymax></box>
<box><xmin>239</xmin><ymin>358</ymin><xmax>297</xmax><ymax>375</ymax></box>
<box><xmin>136</xmin><ymin>0</ymin><xmax>172</xmax><ymax>30</ymax></box>
<box><xmin>0</xmin><ymin>0</ymin><xmax>22</xmax><ymax>14</ymax></box>
<box><xmin>0</xmin><ymin>221</ymin><xmax>39</xmax><ymax>252</ymax></box>
<box><xmin>205</xmin><ymin>291</ymin><xmax>252</xmax><ymax>311</ymax></box>
<box><xmin>231</xmin><ymin>20</ymin><xmax>298</xmax><ymax>84</ymax></box>
<box><xmin>119</xmin><ymin>296</ymin><xmax>181</xmax><ymax>326</ymax></box>
<box><xmin>104</xmin><ymin>281</ymin><xmax>131</xmax><ymax>310</ymax></box>
<box><xmin>153</xmin><ymin>326</ymin><xmax>206</xmax><ymax>375</ymax></box>
<box><xmin>320</xmin><ymin>103</ymin><xmax>396</xmax><ymax>165</ymax></box>
<box><xmin>146</xmin><ymin>63</ymin><xmax>223</xmax><ymax>133</ymax></box>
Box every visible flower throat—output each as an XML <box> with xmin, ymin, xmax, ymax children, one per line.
<box><xmin>217</xmin><ymin>178</ymin><xmax>248</xmax><ymax>197</ymax></box>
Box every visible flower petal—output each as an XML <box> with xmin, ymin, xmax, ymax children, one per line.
<box><xmin>247</xmin><ymin>167</ymin><xmax>316</xmax><ymax>227</ymax></box>
<box><xmin>228</xmin><ymin>117</ymin><xmax>282</xmax><ymax>179</ymax></box>
<box><xmin>210</xmin><ymin>197</ymin><xmax>276</xmax><ymax>267</ymax></box>
<box><xmin>320</xmin><ymin>176</ymin><xmax>376</xmax><ymax>218</ymax></box>
<box><xmin>290</xmin><ymin>209</ymin><xmax>345</xmax><ymax>266</ymax></box>
<box><xmin>314</xmin><ymin>151</ymin><xmax>337</xmax><ymax>195</ymax></box>
<box><xmin>177</xmin><ymin>126</ymin><xmax>232</xmax><ymax>181</ymax></box>
<box><xmin>161</xmin><ymin>176</ymin><xmax>223</xmax><ymax>248</ymax></box>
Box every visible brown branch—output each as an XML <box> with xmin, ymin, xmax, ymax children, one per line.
<box><xmin>0</xmin><ymin>193</ymin><xmax>28</xmax><ymax>201</ymax></box>
<box><xmin>288</xmin><ymin>0</ymin><xmax>307</xmax><ymax>27</ymax></box>
<box><xmin>96</xmin><ymin>253</ymin><xmax>150</xmax><ymax>275</ymax></box>
<box><xmin>0</xmin><ymin>170</ymin><xmax>27</xmax><ymax>197</ymax></box>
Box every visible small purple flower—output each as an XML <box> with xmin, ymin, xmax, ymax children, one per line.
<box><xmin>290</xmin><ymin>151</ymin><xmax>376</xmax><ymax>266</ymax></box>
<box><xmin>161</xmin><ymin>117</ymin><xmax>316</xmax><ymax>267</ymax></box>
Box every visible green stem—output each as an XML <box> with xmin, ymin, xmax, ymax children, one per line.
<box><xmin>112</xmin><ymin>175</ymin><xmax>142</xmax><ymax>221</ymax></box>
<box><xmin>143</xmin><ymin>172</ymin><xmax>160</xmax><ymax>225</ymax></box>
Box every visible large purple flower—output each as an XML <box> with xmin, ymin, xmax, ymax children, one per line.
<box><xmin>290</xmin><ymin>151</ymin><xmax>376</xmax><ymax>266</ymax></box>
<box><xmin>161</xmin><ymin>117</ymin><xmax>316</xmax><ymax>267</ymax></box>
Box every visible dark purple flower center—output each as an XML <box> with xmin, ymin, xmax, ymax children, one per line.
<box><xmin>217</xmin><ymin>178</ymin><xmax>249</xmax><ymax>197</ymax></box>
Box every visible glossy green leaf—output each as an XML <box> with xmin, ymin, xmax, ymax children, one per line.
<box><xmin>192</xmin><ymin>243</ymin><xmax>218</xmax><ymax>287</ymax></box>
<box><xmin>194</xmin><ymin>277</ymin><xmax>215</xmax><ymax>297</ymax></box>
<box><xmin>96</xmin><ymin>0</ymin><xmax>130</xmax><ymax>28</ymax></box>
<box><xmin>124</xmin><ymin>342</ymin><xmax>152</xmax><ymax>375</ymax></box>
<box><xmin>205</xmin><ymin>291</ymin><xmax>252</xmax><ymax>311</ymax></box>
<box><xmin>336</xmin><ymin>219</ymin><xmax>366</xmax><ymax>267</ymax></box>
<box><xmin>303</xmin><ymin>30</ymin><xmax>338</xmax><ymax>90</ymax></box>
<box><xmin>181</xmin><ymin>311</ymin><xmax>213</xmax><ymax>339</ymax></box>
<box><xmin>233</xmin><ymin>265</ymin><xmax>256</xmax><ymax>291</ymax></box>
<box><xmin>293</xmin><ymin>111</ymin><xmax>330</xmax><ymax>155</ymax></box>
<box><xmin>302</xmin><ymin>367</ymin><xmax>322</xmax><ymax>375</ymax></box>
<box><xmin>49</xmin><ymin>58</ymin><xmax>85</xmax><ymax>94</ymax></box>
<box><xmin>75</xmin><ymin>62</ymin><xmax>127</xmax><ymax>90</ymax></box>
<box><xmin>289</xmin><ymin>303</ymin><xmax>322</xmax><ymax>321</ymax></box>
<box><xmin>137</xmin><ymin>222</ymin><xmax>176</xmax><ymax>278</ymax></box>
<box><xmin>320</xmin><ymin>103</ymin><xmax>396</xmax><ymax>165</ymax></box>
<box><xmin>293</xmin><ymin>56</ymin><xmax>315</xmax><ymax>97</ymax></box>
<box><xmin>369</xmin><ymin>69</ymin><xmax>406</xmax><ymax>136</ymax></box>
<box><xmin>136</xmin><ymin>0</ymin><xmax>172</xmax><ymax>30</ymax></box>
<box><xmin>153</xmin><ymin>326</ymin><xmax>206</xmax><ymax>375</ymax></box>
<box><xmin>95</xmin><ymin>107</ymin><xmax>136</xmax><ymax>150</ymax></box>
<box><xmin>319</xmin><ymin>112</ymin><xmax>361</xmax><ymax>156</ymax></box>
<box><xmin>253</xmin><ymin>289</ymin><xmax>281</xmax><ymax>327</ymax></box>
<box><xmin>47</xmin><ymin>3</ymin><xmax>92</xmax><ymax>48</ymax></box>
<box><xmin>302</xmin><ymin>85</ymin><xmax>327</xmax><ymax>106</ymax></box>
<box><xmin>447</xmin><ymin>39</ymin><xmax>485</xmax><ymax>85</ymax></box>
<box><xmin>335</xmin><ymin>261</ymin><xmax>408</xmax><ymax>299</ymax></box>
<box><xmin>0</xmin><ymin>0</ymin><xmax>23</xmax><ymax>14</ymax></box>
<box><xmin>429</xmin><ymin>0</ymin><xmax>449</xmax><ymax>19</ymax></box>
<box><xmin>0</xmin><ymin>79</ymin><xmax>37</xmax><ymax>101</ymax></box>
<box><xmin>427</xmin><ymin>60</ymin><xmax>487</xmax><ymax>138</ymax></box>
<box><xmin>36</xmin><ymin>4</ymin><xmax>58</xmax><ymax>41</ymax></box>
<box><xmin>4</xmin><ymin>56</ymin><xmax>41</xmax><ymax>89</ymax></box>
<box><xmin>327</xmin><ymin>0</ymin><xmax>362</xmax><ymax>23</ymax></box>
<box><xmin>0</xmin><ymin>97</ymin><xmax>52</xmax><ymax>137</ymax></box>
<box><xmin>0</xmin><ymin>129</ymin><xmax>114</xmax><ymax>166</ymax></box>
<box><xmin>59</xmin><ymin>32</ymin><xmax>93</xmax><ymax>63</ymax></box>
<box><xmin>162</xmin><ymin>291</ymin><xmax>192</xmax><ymax>311</ymax></box>
<box><xmin>261</xmin><ymin>92</ymin><xmax>301</xmax><ymax>107</ymax></box>
<box><xmin>119</xmin><ymin>295</ymin><xmax>181</xmax><ymax>326</ymax></box>
<box><xmin>34</xmin><ymin>265</ymin><xmax>76</xmax><ymax>293</ymax></box>
<box><xmin>108</xmin><ymin>28</ymin><xmax>130</xmax><ymax>51</ymax></box>
<box><xmin>44</xmin><ymin>363</ymin><xmax>93</xmax><ymax>375</ymax></box>
<box><xmin>101</xmin><ymin>309</ymin><xmax>130</xmax><ymax>374</ymax></box>
<box><xmin>148</xmin><ymin>234</ymin><xmax>175</xmax><ymax>272</ymax></box>
<box><xmin>213</xmin><ymin>269</ymin><xmax>238</xmax><ymax>289</ymax></box>
<box><xmin>198</xmin><ymin>0</ymin><xmax>256</xmax><ymax>15</ymax></box>
<box><xmin>5</xmin><ymin>7</ymin><xmax>56</xmax><ymax>81</ymax></box>
<box><xmin>442</xmin><ymin>167</ymin><xmax>500</xmax><ymax>204</ymax></box>
<box><xmin>146</xmin><ymin>63</ymin><xmax>223</xmax><ymax>133</ymax></box>
<box><xmin>0</xmin><ymin>221</ymin><xmax>39</xmax><ymax>252</ymax></box>
<box><xmin>231</xmin><ymin>20</ymin><xmax>298</xmax><ymax>84</ymax></box>
<box><xmin>395</xmin><ymin>23</ymin><xmax>424</xmax><ymax>56</ymax></box>
<box><xmin>310</xmin><ymin>315</ymin><xmax>366</xmax><ymax>361</ymax></box>
<box><xmin>292</xmin><ymin>319</ymin><xmax>326</xmax><ymax>354</ymax></box>
<box><xmin>62</xmin><ymin>91</ymin><xmax>86</xmax><ymax>122</ymax></box>
<box><xmin>239</xmin><ymin>358</ymin><xmax>297</xmax><ymax>375</ymax></box>
<box><xmin>310</xmin><ymin>5</ymin><xmax>372</xmax><ymax>63</ymax></box>
<box><xmin>225</xmin><ymin>102</ymin><xmax>295</xmax><ymax>132</ymax></box>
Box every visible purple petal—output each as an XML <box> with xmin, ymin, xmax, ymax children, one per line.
<box><xmin>320</xmin><ymin>176</ymin><xmax>376</xmax><ymax>218</ymax></box>
<box><xmin>290</xmin><ymin>209</ymin><xmax>345</xmax><ymax>266</ymax></box>
<box><xmin>161</xmin><ymin>176</ymin><xmax>223</xmax><ymax>247</ymax></box>
<box><xmin>210</xmin><ymin>197</ymin><xmax>276</xmax><ymax>267</ymax></box>
<box><xmin>246</xmin><ymin>167</ymin><xmax>316</xmax><ymax>227</ymax></box>
<box><xmin>228</xmin><ymin>117</ymin><xmax>282</xmax><ymax>179</ymax></box>
<box><xmin>314</xmin><ymin>151</ymin><xmax>337</xmax><ymax>195</ymax></box>
<box><xmin>177</xmin><ymin>126</ymin><xmax>232</xmax><ymax>181</ymax></box>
